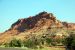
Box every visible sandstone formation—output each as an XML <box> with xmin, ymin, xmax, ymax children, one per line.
<box><xmin>0</xmin><ymin>11</ymin><xmax>75</xmax><ymax>43</ymax></box>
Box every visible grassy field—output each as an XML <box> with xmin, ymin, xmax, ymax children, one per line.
<box><xmin>0</xmin><ymin>46</ymin><xmax>66</xmax><ymax>50</ymax></box>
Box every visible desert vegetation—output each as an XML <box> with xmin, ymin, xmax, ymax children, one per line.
<box><xmin>0</xmin><ymin>29</ymin><xmax>74</xmax><ymax>50</ymax></box>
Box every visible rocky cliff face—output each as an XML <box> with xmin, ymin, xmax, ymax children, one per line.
<box><xmin>10</xmin><ymin>11</ymin><xmax>63</xmax><ymax>32</ymax></box>
<box><xmin>62</xmin><ymin>22</ymin><xmax>75</xmax><ymax>30</ymax></box>
<box><xmin>0</xmin><ymin>11</ymin><xmax>75</xmax><ymax>43</ymax></box>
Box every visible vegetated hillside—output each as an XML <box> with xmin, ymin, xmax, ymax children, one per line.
<box><xmin>0</xmin><ymin>11</ymin><xmax>75</xmax><ymax>43</ymax></box>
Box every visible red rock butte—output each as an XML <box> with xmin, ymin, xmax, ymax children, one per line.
<box><xmin>0</xmin><ymin>11</ymin><xmax>75</xmax><ymax>43</ymax></box>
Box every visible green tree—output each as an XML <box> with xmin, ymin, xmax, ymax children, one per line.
<box><xmin>63</xmin><ymin>34</ymin><xmax>75</xmax><ymax>50</ymax></box>
<box><xmin>8</xmin><ymin>39</ymin><xmax>22</xmax><ymax>47</ymax></box>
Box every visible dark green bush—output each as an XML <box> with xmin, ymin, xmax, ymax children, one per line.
<box><xmin>45</xmin><ymin>37</ymin><xmax>52</xmax><ymax>46</ymax></box>
<box><xmin>23</xmin><ymin>39</ymin><xmax>35</xmax><ymax>48</ymax></box>
<box><xmin>62</xmin><ymin>34</ymin><xmax>75</xmax><ymax>50</ymax></box>
<box><xmin>4</xmin><ymin>39</ymin><xmax>23</xmax><ymax>47</ymax></box>
<box><xmin>23</xmin><ymin>36</ymin><xmax>41</xmax><ymax>48</ymax></box>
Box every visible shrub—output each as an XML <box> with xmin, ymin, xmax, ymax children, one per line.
<box><xmin>5</xmin><ymin>39</ymin><xmax>23</xmax><ymax>47</ymax></box>
<box><xmin>45</xmin><ymin>37</ymin><xmax>52</xmax><ymax>46</ymax></box>
<box><xmin>23</xmin><ymin>39</ymin><xmax>35</xmax><ymax>48</ymax></box>
<box><xmin>63</xmin><ymin>34</ymin><xmax>75</xmax><ymax>50</ymax></box>
<box><xmin>23</xmin><ymin>37</ymin><xmax>41</xmax><ymax>48</ymax></box>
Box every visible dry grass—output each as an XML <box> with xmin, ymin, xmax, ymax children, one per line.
<box><xmin>45</xmin><ymin>46</ymin><xmax>66</xmax><ymax>50</ymax></box>
<box><xmin>0</xmin><ymin>46</ymin><xmax>66</xmax><ymax>50</ymax></box>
